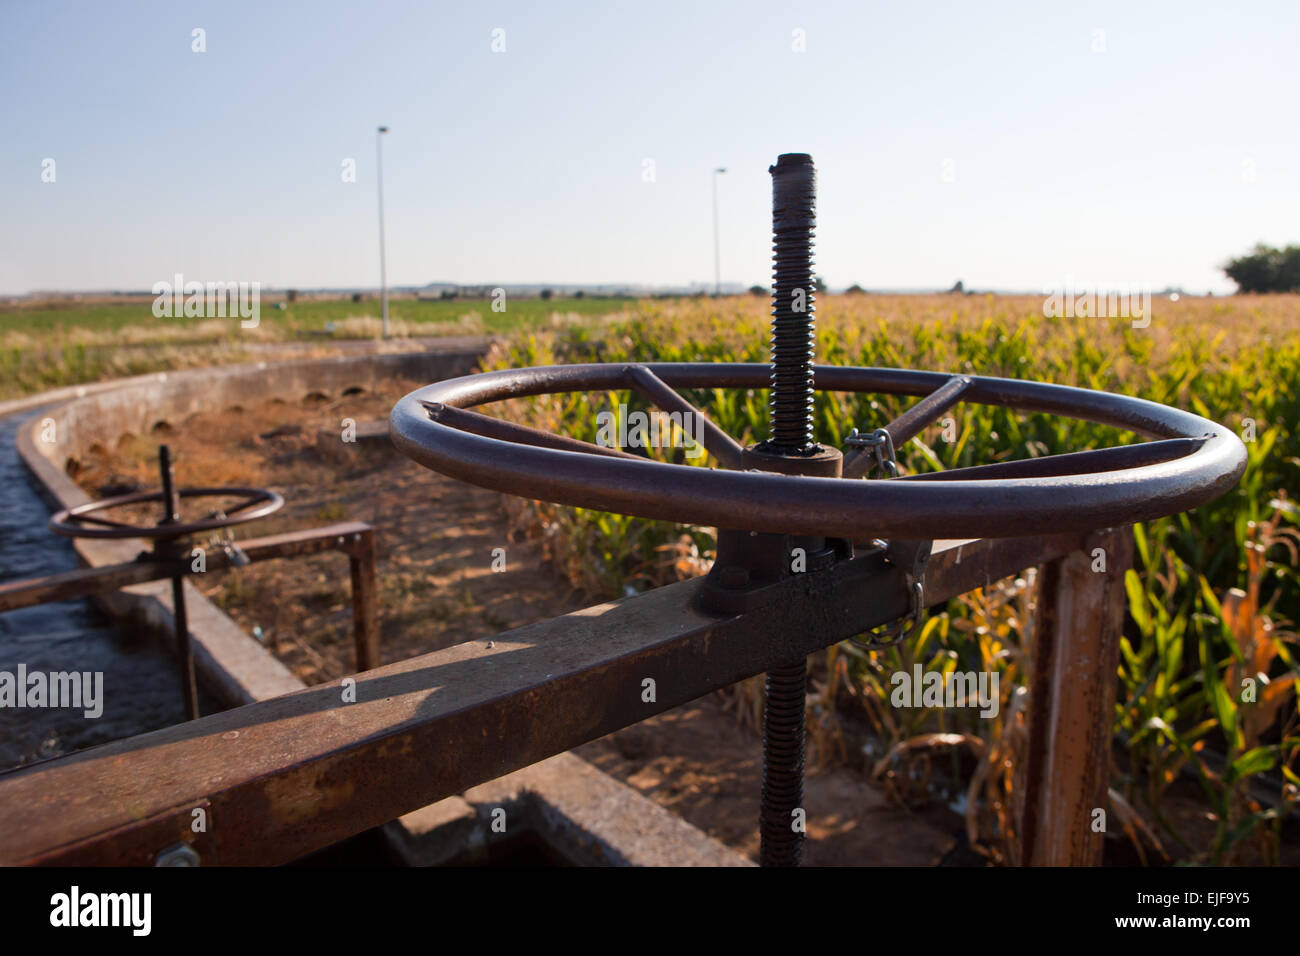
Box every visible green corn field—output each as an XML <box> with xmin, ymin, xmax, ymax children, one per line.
<box><xmin>490</xmin><ymin>291</ymin><xmax>1300</xmax><ymax>864</ymax></box>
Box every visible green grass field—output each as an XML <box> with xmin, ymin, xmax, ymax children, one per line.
<box><xmin>0</xmin><ymin>295</ymin><xmax>631</xmax><ymax>399</ymax></box>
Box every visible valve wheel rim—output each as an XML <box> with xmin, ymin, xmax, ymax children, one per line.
<box><xmin>48</xmin><ymin>487</ymin><xmax>284</xmax><ymax>540</ymax></box>
<box><xmin>389</xmin><ymin>362</ymin><xmax>1247</xmax><ymax>540</ymax></box>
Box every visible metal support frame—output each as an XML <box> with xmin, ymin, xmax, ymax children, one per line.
<box><xmin>157</xmin><ymin>446</ymin><xmax>198</xmax><ymax>718</ymax></box>
<box><xmin>0</xmin><ymin>521</ymin><xmax>382</xmax><ymax>677</ymax></box>
<box><xmin>1019</xmin><ymin>527</ymin><xmax>1134</xmax><ymax>865</ymax></box>
<box><xmin>0</xmin><ymin>532</ymin><xmax>1115</xmax><ymax>866</ymax></box>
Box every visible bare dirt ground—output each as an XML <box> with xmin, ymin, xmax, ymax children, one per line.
<box><xmin>71</xmin><ymin>380</ymin><xmax>587</xmax><ymax>681</ymax></box>
<box><xmin>577</xmin><ymin>696</ymin><xmax>966</xmax><ymax>865</ymax></box>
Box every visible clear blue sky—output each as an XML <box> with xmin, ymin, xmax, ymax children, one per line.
<box><xmin>2</xmin><ymin>0</ymin><xmax>1297</xmax><ymax>295</ymax></box>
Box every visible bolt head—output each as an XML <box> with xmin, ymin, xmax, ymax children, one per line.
<box><xmin>155</xmin><ymin>842</ymin><xmax>200</xmax><ymax>867</ymax></box>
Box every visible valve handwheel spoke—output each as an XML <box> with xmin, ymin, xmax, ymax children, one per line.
<box><xmin>65</xmin><ymin>513</ymin><xmax>138</xmax><ymax>530</ymax></box>
<box><xmin>421</xmin><ymin>400</ymin><xmax>643</xmax><ymax>460</ymax></box>
<box><xmin>421</xmin><ymin>364</ymin><xmax>750</xmax><ymax>468</ymax></box>
<box><xmin>898</xmin><ymin>437</ymin><xmax>1208</xmax><ymax>482</ymax></box>
<box><xmin>218</xmin><ymin>493</ymin><xmax>282</xmax><ymax>517</ymax></box>
<box><xmin>624</xmin><ymin>364</ymin><xmax>746</xmax><ymax>469</ymax></box>
<box><xmin>877</xmin><ymin>374</ymin><xmax>972</xmax><ymax>447</ymax></box>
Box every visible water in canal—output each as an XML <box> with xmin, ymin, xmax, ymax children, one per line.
<box><xmin>0</xmin><ymin>408</ymin><xmax>192</xmax><ymax>770</ymax></box>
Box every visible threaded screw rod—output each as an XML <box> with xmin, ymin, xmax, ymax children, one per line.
<box><xmin>756</xmin><ymin>153</ymin><xmax>819</xmax><ymax>867</ymax></box>
<box><xmin>760</xmin><ymin>660</ymin><xmax>807</xmax><ymax>866</ymax></box>
<box><xmin>767</xmin><ymin>153</ymin><xmax>817</xmax><ymax>454</ymax></box>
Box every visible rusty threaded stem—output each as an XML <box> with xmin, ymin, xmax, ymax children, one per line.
<box><xmin>760</xmin><ymin>660</ymin><xmax>806</xmax><ymax>866</ymax></box>
<box><xmin>767</xmin><ymin>153</ymin><xmax>817</xmax><ymax>454</ymax></box>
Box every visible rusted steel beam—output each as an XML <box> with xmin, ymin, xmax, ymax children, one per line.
<box><xmin>238</xmin><ymin>521</ymin><xmax>374</xmax><ymax>562</ymax></box>
<box><xmin>0</xmin><ymin>522</ymin><xmax>373</xmax><ymax>613</ymax></box>
<box><xmin>343</xmin><ymin>528</ymin><xmax>380</xmax><ymax>671</ymax></box>
<box><xmin>0</xmin><ymin>532</ymin><xmax>1089</xmax><ymax>866</ymax></box>
<box><xmin>1018</xmin><ymin>527</ymin><xmax>1134</xmax><ymax>866</ymax></box>
<box><xmin>169</xmin><ymin>565</ymin><xmax>199</xmax><ymax>720</ymax></box>
<box><xmin>0</xmin><ymin>560</ymin><xmax>180</xmax><ymax>612</ymax></box>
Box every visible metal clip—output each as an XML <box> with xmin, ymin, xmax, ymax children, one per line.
<box><xmin>849</xmin><ymin>538</ymin><xmax>931</xmax><ymax>650</ymax></box>
<box><xmin>224</xmin><ymin>539</ymin><xmax>250</xmax><ymax>568</ymax></box>
<box><xmin>206</xmin><ymin>518</ymin><xmax>250</xmax><ymax>568</ymax></box>
<box><xmin>845</xmin><ymin>427</ymin><xmax>898</xmax><ymax>478</ymax></box>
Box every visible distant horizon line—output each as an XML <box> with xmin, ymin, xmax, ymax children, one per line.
<box><xmin>4</xmin><ymin>279</ymin><xmax>1228</xmax><ymax>300</ymax></box>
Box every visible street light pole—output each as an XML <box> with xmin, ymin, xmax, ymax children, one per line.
<box><xmin>712</xmin><ymin>167</ymin><xmax>726</xmax><ymax>296</ymax></box>
<box><xmin>377</xmin><ymin>125</ymin><xmax>390</xmax><ymax>339</ymax></box>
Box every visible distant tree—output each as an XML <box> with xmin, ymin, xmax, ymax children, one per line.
<box><xmin>286</xmin><ymin>289</ymin><xmax>298</xmax><ymax>303</ymax></box>
<box><xmin>948</xmin><ymin>280</ymin><xmax>965</xmax><ymax>294</ymax></box>
<box><xmin>812</xmin><ymin>275</ymin><xmax>828</xmax><ymax>294</ymax></box>
<box><xmin>1224</xmin><ymin>243</ymin><xmax>1300</xmax><ymax>293</ymax></box>
<box><xmin>351</xmin><ymin>292</ymin><xmax>363</xmax><ymax>303</ymax></box>
<box><xmin>439</xmin><ymin>290</ymin><xmax>457</xmax><ymax>300</ymax></box>
<box><xmin>845</xmin><ymin>283</ymin><xmax>866</xmax><ymax>295</ymax></box>
<box><xmin>748</xmin><ymin>285</ymin><xmax>767</xmax><ymax>296</ymax></box>
<box><xmin>540</xmin><ymin>288</ymin><xmax>553</xmax><ymax>300</ymax></box>
<box><xmin>574</xmin><ymin>289</ymin><xmax>585</xmax><ymax>298</ymax></box>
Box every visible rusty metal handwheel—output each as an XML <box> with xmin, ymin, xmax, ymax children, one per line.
<box><xmin>45</xmin><ymin>443</ymin><xmax>284</xmax><ymax>722</ymax></box>
<box><xmin>389</xmin><ymin>361</ymin><xmax>1247</xmax><ymax>541</ymax></box>
<box><xmin>49</xmin><ymin>487</ymin><xmax>284</xmax><ymax>540</ymax></box>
